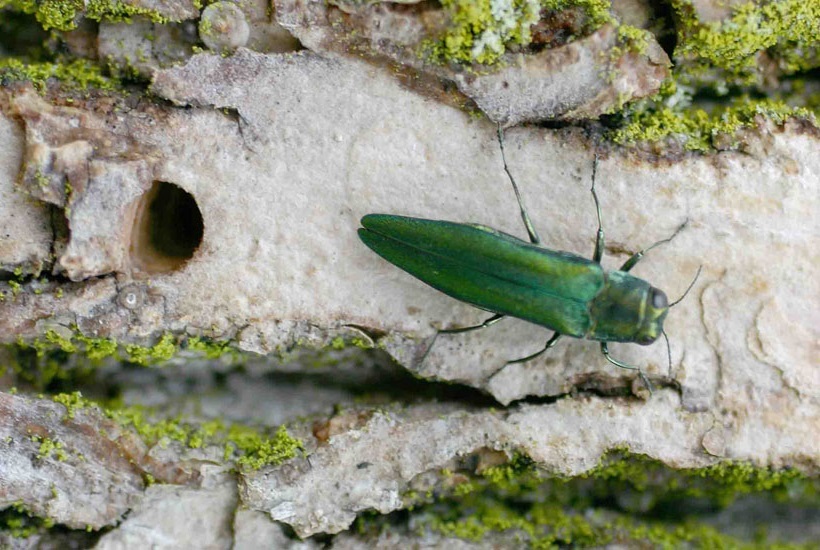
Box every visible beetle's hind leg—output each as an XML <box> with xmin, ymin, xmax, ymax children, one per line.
<box><xmin>600</xmin><ymin>343</ymin><xmax>654</xmax><ymax>394</ymax></box>
<box><xmin>417</xmin><ymin>313</ymin><xmax>506</xmax><ymax>369</ymax></box>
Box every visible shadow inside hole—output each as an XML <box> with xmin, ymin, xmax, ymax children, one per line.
<box><xmin>130</xmin><ymin>181</ymin><xmax>204</xmax><ymax>274</ymax></box>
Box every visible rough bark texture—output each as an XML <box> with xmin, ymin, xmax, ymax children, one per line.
<box><xmin>0</xmin><ymin>0</ymin><xmax>818</xmax><ymax>547</ymax></box>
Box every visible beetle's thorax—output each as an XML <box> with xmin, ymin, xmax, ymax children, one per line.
<box><xmin>587</xmin><ymin>270</ymin><xmax>669</xmax><ymax>344</ymax></box>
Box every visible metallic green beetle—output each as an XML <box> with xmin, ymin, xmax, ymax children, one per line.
<box><xmin>358</xmin><ymin>128</ymin><xmax>696</xmax><ymax>390</ymax></box>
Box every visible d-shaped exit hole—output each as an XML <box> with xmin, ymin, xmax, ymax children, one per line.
<box><xmin>130</xmin><ymin>181</ymin><xmax>204</xmax><ymax>274</ymax></box>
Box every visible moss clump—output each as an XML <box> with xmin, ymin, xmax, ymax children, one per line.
<box><xmin>31</xmin><ymin>435</ymin><xmax>70</xmax><ymax>461</ymax></box>
<box><xmin>90</xmin><ymin>399</ymin><xmax>304</xmax><ymax>469</ymax></box>
<box><xmin>21</xmin><ymin>330</ymin><xmax>116</xmax><ymax>361</ymax></box>
<box><xmin>185</xmin><ymin>336</ymin><xmax>235</xmax><ymax>360</ymax></box>
<box><xmin>360</xmin><ymin>450</ymin><xmax>817</xmax><ymax>547</ymax></box>
<box><xmin>105</xmin><ymin>405</ymin><xmax>191</xmax><ymax>446</ymax></box>
<box><xmin>228</xmin><ymin>424</ymin><xmax>305</xmax><ymax>470</ymax></box>
<box><xmin>0</xmin><ymin>503</ymin><xmax>55</xmax><ymax>539</ymax></box>
<box><xmin>673</xmin><ymin>0</ymin><xmax>820</xmax><ymax>84</ymax></box>
<box><xmin>52</xmin><ymin>390</ymin><xmax>95</xmax><ymax>420</ymax></box>
<box><xmin>125</xmin><ymin>333</ymin><xmax>178</xmax><ymax>365</ymax></box>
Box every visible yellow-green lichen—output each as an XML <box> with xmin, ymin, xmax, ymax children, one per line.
<box><xmin>85</xmin><ymin>0</ymin><xmax>171</xmax><ymax>25</ymax></box>
<box><xmin>423</xmin><ymin>0</ymin><xmax>542</xmax><ymax>65</ymax></box>
<box><xmin>615</xmin><ymin>23</ymin><xmax>651</xmax><ymax>56</ymax></box>
<box><xmin>673</xmin><ymin>0</ymin><xmax>820</xmax><ymax>83</ymax></box>
<box><xmin>611</xmin><ymin>97</ymin><xmax>816</xmax><ymax>151</ymax></box>
<box><xmin>0</xmin><ymin>0</ymin><xmax>80</xmax><ymax>31</ymax></box>
<box><xmin>422</xmin><ymin>0</ymin><xmax>619</xmax><ymax>65</ymax></box>
<box><xmin>0</xmin><ymin>58</ymin><xmax>117</xmax><ymax>92</ymax></box>
<box><xmin>0</xmin><ymin>0</ymin><xmax>173</xmax><ymax>32</ymax></box>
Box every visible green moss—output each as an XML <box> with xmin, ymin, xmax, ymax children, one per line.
<box><xmin>79</xmin><ymin>400</ymin><xmax>305</xmax><ymax>469</ymax></box>
<box><xmin>75</xmin><ymin>335</ymin><xmax>118</xmax><ymax>361</ymax></box>
<box><xmin>8</xmin><ymin>280</ymin><xmax>22</xmax><ymax>296</ymax></box>
<box><xmin>125</xmin><ymin>333</ymin><xmax>179</xmax><ymax>365</ymax></box>
<box><xmin>31</xmin><ymin>435</ymin><xmax>69</xmax><ymax>461</ymax></box>
<box><xmin>0</xmin><ymin>503</ymin><xmax>54</xmax><ymax>538</ymax></box>
<box><xmin>229</xmin><ymin>424</ymin><xmax>305</xmax><ymax>470</ymax></box>
<box><xmin>52</xmin><ymin>390</ymin><xmax>95</xmax><ymax>420</ymax></box>
<box><xmin>0</xmin><ymin>58</ymin><xmax>117</xmax><ymax>92</ymax></box>
<box><xmin>185</xmin><ymin>336</ymin><xmax>234</xmax><ymax>360</ymax></box>
<box><xmin>361</xmin><ymin>450</ymin><xmax>817</xmax><ymax>547</ymax></box>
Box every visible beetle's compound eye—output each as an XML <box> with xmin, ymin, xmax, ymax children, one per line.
<box><xmin>650</xmin><ymin>287</ymin><xmax>668</xmax><ymax>309</ymax></box>
<box><xmin>637</xmin><ymin>334</ymin><xmax>655</xmax><ymax>345</ymax></box>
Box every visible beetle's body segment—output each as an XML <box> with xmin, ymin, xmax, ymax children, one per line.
<box><xmin>359</xmin><ymin>214</ymin><xmax>669</xmax><ymax>345</ymax></box>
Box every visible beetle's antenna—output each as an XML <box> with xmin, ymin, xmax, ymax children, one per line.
<box><xmin>670</xmin><ymin>265</ymin><xmax>703</xmax><ymax>307</ymax></box>
<box><xmin>662</xmin><ymin>329</ymin><xmax>672</xmax><ymax>376</ymax></box>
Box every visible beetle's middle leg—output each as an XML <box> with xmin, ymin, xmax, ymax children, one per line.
<box><xmin>507</xmin><ymin>331</ymin><xmax>562</xmax><ymax>364</ymax></box>
<box><xmin>440</xmin><ymin>313</ymin><xmax>506</xmax><ymax>334</ymax></box>
<box><xmin>600</xmin><ymin>342</ymin><xmax>654</xmax><ymax>393</ymax></box>
<box><xmin>486</xmin><ymin>331</ymin><xmax>562</xmax><ymax>382</ymax></box>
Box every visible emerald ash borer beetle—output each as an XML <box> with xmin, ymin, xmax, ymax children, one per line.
<box><xmin>358</xmin><ymin>127</ymin><xmax>700</xmax><ymax>392</ymax></box>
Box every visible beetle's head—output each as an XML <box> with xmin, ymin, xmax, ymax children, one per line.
<box><xmin>635</xmin><ymin>286</ymin><xmax>669</xmax><ymax>345</ymax></box>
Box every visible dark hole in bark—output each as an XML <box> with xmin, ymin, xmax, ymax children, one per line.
<box><xmin>130</xmin><ymin>181</ymin><xmax>203</xmax><ymax>273</ymax></box>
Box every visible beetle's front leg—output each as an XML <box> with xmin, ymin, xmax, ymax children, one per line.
<box><xmin>620</xmin><ymin>220</ymin><xmax>688</xmax><ymax>272</ymax></box>
<box><xmin>440</xmin><ymin>313</ymin><xmax>506</xmax><ymax>334</ymax></box>
<box><xmin>600</xmin><ymin>342</ymin><xmax>653</xmax><ymax>393</ymax></box>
